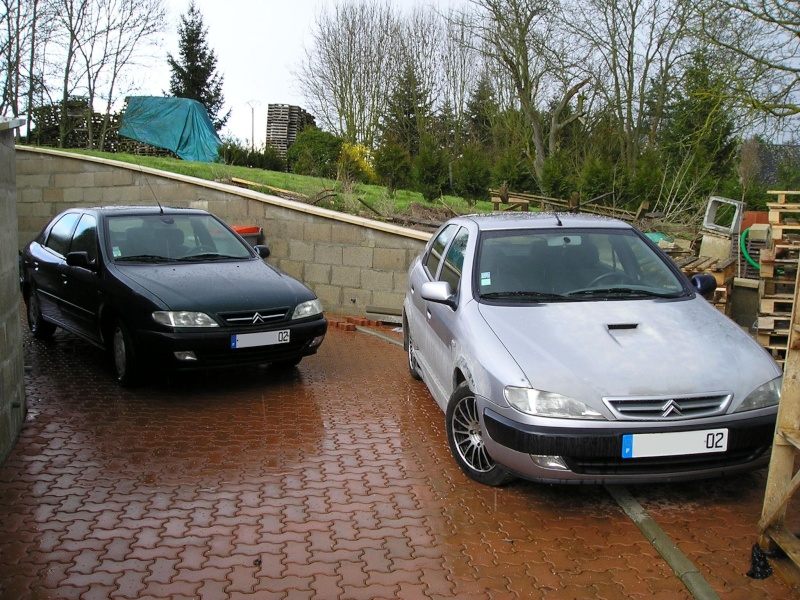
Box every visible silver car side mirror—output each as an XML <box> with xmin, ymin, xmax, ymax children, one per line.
<box><xmin>421</xmin><ymin>281</ymin><xmax>456</xmax><ymax>309</ymax></box>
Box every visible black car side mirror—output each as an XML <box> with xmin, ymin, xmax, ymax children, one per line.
<box><xmin>66</xmin><ymin>251</ymin><xmax>96</xmax><ymax>271</ymax></box>
<box><xmin>691</xmin><ymin>273</ymin><xmax>717</xmax><ymax>299</ymax></box>
<box><xmin>254</xmin><ymin>245</ymin><xmax>270</xmax><ymax>259</ymax></box>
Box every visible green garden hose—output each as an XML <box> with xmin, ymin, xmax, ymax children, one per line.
<box><xmin>740</xmin><ymin>227</ymin><xmax>760</xmax><ymax>270</ymax></box>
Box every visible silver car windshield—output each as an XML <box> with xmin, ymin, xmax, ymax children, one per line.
<box><xmin>477</xmin><ymin>228</ymin><xmax>687</xmax><ymax>301</ymax></box>
<box><xmin>106</xmin><ymin>214</ymin><xmax>253</xmax><ymax>262</ymax></box>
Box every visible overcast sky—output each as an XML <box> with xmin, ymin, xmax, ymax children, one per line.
<box><xmin>138</xmin><ymin>0</ymin><xmax>464</xmax><ymax>147</ymax></box>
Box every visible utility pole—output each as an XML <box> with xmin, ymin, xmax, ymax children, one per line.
<box><xmin>246</xmin><ymin>100</ymin><xmax>260</xmax><ymax>152</ymax></box>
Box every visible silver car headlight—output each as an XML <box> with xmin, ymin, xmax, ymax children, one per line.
<box><xmin>504</xmin><ymin>386</ymin><xmax>605</xmax><ymax>419</ymax></box>
<box><xmin>293</xmin><ymin>299</ymin><xmax>323</xmax><ymax>319</ymax></box>
<box><xmin>734</xmin><ymin>377</ymin><xmax>781</xmax><ymax>412</ymax></box>
<box><xmin>152</xmin><ymin>311</ymin><xmax>219</xmax><ymax>327</ymax></box>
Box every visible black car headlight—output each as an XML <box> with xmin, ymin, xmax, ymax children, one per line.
<box><xmin>293</xmin><ymin>299</ymin><xmax>323</xmax><ymax>320</ymax></box>
<box><xmin>504</xmin><ymin>386</ymin><xmax>605</xmax><ymax>419</ymax></box>
<box><xmin>734</xmin><ymin>377</ymin><xmax>781</xmax><ymax>412</ymax></box>
<box><xmin>152</xmin><ymin>311</ymin><xmax>219</xmax><ymax>327</ymax></box>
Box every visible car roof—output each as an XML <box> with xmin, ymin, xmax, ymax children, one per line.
<box><xmin>66</xmin><ymin>206</ymin><xmax>211</xmax><ymax>217</ymax></box>
<box><xmin>458</xmin><ymin>212</ymin><xmax>633</xmax><ymax>232</ymax></box>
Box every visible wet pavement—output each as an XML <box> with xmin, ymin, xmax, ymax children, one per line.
<box><xmin>0</xmin><ymin>311</ymin><xmax>793</xmax><ymax>599</ymax></box>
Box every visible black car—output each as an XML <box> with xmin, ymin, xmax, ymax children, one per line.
<box><xmin>20</xmin><ymin>206</ymin><xmax>327</xmax><ymax>385</ymax></box>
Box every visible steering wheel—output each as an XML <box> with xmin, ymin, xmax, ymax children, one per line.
<box><xmin>586</xmin><ymin>271</ymin><xmax>633</xmax><ymax>287</ymax></box>
<box><xmin>179</xmin><ymin>244</ymin><xmax>216</xmax><ymax>257</ymax></box>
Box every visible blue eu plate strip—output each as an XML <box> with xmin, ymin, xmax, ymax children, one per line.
<box><xmin>621</xmin><ymin>435</ymin><xmax>633</xmax><ymax>459</ymax></box>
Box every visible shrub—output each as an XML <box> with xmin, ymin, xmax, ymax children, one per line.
<box><xmin>413</xmin><ymin>137</ymin><xmax>449</xmax><ymax>202</ymax></box>
<box><xmin>373</xmin><ymin>140</ymin><xmax>412</xmax><ymax>193</ymax></box>
<box><xmin>286</xmin><ymin>128</ymin><xmax>342</xmax><ymax>178</ymax></box>
<box><xmin>452</xmin><ymin>145</ymin><xmax>491</xmax><ymax>205</ymax></box>
<box><xmin>218</xmin><ymin>137</ymin><xmax>285</xmax><ymax>171</ymax></box>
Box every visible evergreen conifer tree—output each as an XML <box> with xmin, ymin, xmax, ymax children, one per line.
<box><xmin>167</xmin><ymin>1</ymin><xmax>230</xmax><ymax>130</ymax></box>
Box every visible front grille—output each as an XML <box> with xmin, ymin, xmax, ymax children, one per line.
<box><xmin>566</xmin><ymin>445</ymin><xmax>771</xmax><ymax>476</ymax></box>
<box><xmin>218</xmin><ymin>307</ymin><xmax>289</xmax><ymax>326</ymax></box>
<box><xmin>603</xmin><ymin>393</ymin><xmax>732</xmax><ymax>420</ymax></box>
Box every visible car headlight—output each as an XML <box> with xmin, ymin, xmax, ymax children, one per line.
<box><xmin>504</xmin><ymin>386</ymin><xmax>605</xmax><ymax>419</ymax></box>
<box><xmin>152</xmin><ymin>311</ymin><xmax>219</xmax><ymax>327</ymax></box>
<box><xmin>734</xmin><ymin>377</ymin><xmax>781</xmax><ymax>412</ymax></box>
<box><xmin>293</xmin><ymin>299</ymin><xmax>323</xmax><ymax>319</ymax></box>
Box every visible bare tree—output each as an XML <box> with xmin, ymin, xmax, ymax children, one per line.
<box><xmin>464</xmin><ymin>0</ymin><xmax>590</xmax><ymax>181</ymax></box>
<box><xmin>565</xmin><ymin>0</ymin><xmax>694</xmax><ymax>171</ymax></box>
<box><xmin>697</xmin><ymin>0</ymin><xmax>800</xmax><ymax>118</ymax></box>
<box><xmin>297</xmin><ymin>1</ymin><xmax>400</xmax><ymax>148</ymax></box>
<box><xmin>73</xmin><ymin>0</ymin><xmax>166</xmax><ymax>149</ymax></box>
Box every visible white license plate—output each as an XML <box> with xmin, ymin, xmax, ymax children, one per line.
<box><xmin>231</xmin><ymin>330</ymin><xmax>290</xmax><ymax>349</ymax></box>
<box><xmin>621</xmin><ymin>429</ymin><xmax>728</xmax><ymax>459</ymax></box>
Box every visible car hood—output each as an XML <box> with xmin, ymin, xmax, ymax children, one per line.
<box><xmin>116</xmin><ymin>259</ymin><xmax>312</xmax><ymax>313</ymax></box>
<box><xmin>477</xmin><ymin>298</ymin><xmax>780</xmax><ymax>402</ymax></box>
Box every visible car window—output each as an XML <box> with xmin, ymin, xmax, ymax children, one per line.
<box><xmin>71</xmin><ymin>214</ymin><xmax>98</xmax><ymax>262</ymax></box>
<box><xmin>424</xmin><ymin>224</ymin><xmax>458</xmax><ymax>279</ymax></box>
<box><xmin>45</xmin><ymin>213</ymin><xmax>81</xmax><ymax>257</ymax></box>
<box><xmin>439</xmin><ymin>227</ymin><xmax>468</xmax><ymax>291</ymax></box>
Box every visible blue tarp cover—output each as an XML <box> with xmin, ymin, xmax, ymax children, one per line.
<box><xmin>119</xmin><ymin>96</ymin><xmax>221</xmax><ymax>162</ymax></box>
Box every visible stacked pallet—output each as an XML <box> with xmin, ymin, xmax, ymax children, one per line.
<box><xmin>265</xmin><ymin>104</ymin><xmax>316</xmax><ymax>158</ymax></box>
<box><xmin>673</xmin><ymin>255</ymin><xmax>736</xmax><ymax>314</ymax></box>
<box><xmin>756</xmin><ymin>191</ymin><xmax>800</xmax><ymax>367</ymax></box>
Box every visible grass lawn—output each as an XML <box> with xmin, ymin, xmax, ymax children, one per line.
<box><xmin>59</xmin><ymin>148</ymin><xmax>497</xmax><ymax>221</ymax></box>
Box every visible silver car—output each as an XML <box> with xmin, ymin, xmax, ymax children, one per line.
<box><xmin>403</xmin><ymin>213</ymin><xmax>781</xmax><ymax>485</ymax></box>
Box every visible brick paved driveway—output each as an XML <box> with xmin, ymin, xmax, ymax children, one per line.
<box><xmin>0</xmin><ymin>317</ymin><xmax>791</xmax><ymax>599</ymax></box>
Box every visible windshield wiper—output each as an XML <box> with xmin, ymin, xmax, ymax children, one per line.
<box><xmin>481</xmin><ymin>291</ymin><xmax>567</xmax><ymax>301</ymax></box>
<box><xmin>173</xmin><ymin>253</ymin><xmax>238</xmax><ymax>261</ymax></box>
<box><xmin>566</xmin><ymin>287</ymin><xmax>683</xmax><ymax>298</ymax></box>
<box><xmin>115</xmin><ymin>255</ymin><xmax>167</xmax><ymax>263</ymax></box>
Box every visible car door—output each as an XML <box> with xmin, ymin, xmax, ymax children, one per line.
<box><xmin>26</xmin><ymin>211</ymin><xmax>82</xmax><ymax>326</ymax></box>
<box><xmin>59</xmin><ymin>213</ymin><xmax>103</xmax><ymax>343</ymax></box>
<box><xmin>407</xmin><ymin>224</ymin><xmax>459</xmax><ymax>385</ymax></box>
<box><xmin>424</xmin><ymin>227</ymin><xmax>470</xmax><ymax>398</ymax></box>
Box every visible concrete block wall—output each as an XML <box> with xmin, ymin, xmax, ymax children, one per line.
<box><xmin>1</xmin><ymin>122</ymin><xmax>27</xmax><ymax>466</ymax></box>
<box><xmin>15</xmin><ymin>147</ymin><xmax>431</xmax><ymax>317</ymax></box>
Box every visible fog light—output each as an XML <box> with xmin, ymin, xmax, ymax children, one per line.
<box><xmin>174</xmin><ymin>351</ymin><xmax>197</xmax><ymax>361</ymax></box>
<box><xmin>310</xmin><ymin>335</ymin><xmax>325</xmax><ymax>347</ymax></box>
<box><xmin>532</xmin><ymin>455</ymin><xmax>569</xmax><ymax>470</ymax></box>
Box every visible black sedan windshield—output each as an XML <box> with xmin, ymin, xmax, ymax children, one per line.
<box><xmin>106</xmin><ymin>214</ymin><xmax>253</xmax><ymax>262</ymax></box>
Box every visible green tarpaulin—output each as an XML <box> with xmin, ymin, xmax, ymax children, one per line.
<box><xmin>119</xmin><ymin>96</ymin><xmax>221</xmax><ymax>162</ymax></box>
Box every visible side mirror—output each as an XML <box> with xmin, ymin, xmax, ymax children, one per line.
<box><xmin>66</xmin><ymin>251</ymin><xmax>96</xmax><ymax>271</ymax></box>
<box><xmin>254</xmin><ymin>244</ymin><xmax>270</xmax><ymax>259</ymax></box>
<box><xmin>421</xmin><ymin>281</ymin><xmax>457</xmax><ymax>309</ymax></box>
<box><xmin>691</xmin><ymin>273</ymin><xmax>717</xmax><ymax>299</ymax></box>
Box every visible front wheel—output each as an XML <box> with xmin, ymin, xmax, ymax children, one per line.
<box><xmin>26</xmin><ymin>288</ymin><xmax>56</xmax><ymax>340</ymax></box>
<box><xmin>403</xmin><ymin>313</ymin><xmax>421</xmax><ymax>381</ymax></box>
<box><xmin>446</xmin><ymin>382</ymin><xmax>514</xmax><ymax>486</ymax></box>
<box><xmin>112</xmin><ymin>319</ymin><xmax>140</xmax><ymax>387</ymax></box>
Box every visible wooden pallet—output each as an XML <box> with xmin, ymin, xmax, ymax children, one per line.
<box><xmin>674</xmin><ymin>255</ymin><xmax>736</xmax><ymax>286</ymax></box>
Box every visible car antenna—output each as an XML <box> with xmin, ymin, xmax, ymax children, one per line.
<box><xmin>554</xmin><ymin>212</ymin><xmax>563</xmax><ymax>226</ymax></box>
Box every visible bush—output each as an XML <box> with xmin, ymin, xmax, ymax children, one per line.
<box><xmin>286</xmin><ymin>128</ymin><xmax>342</xmax><ymax>178</ymax></box>
<box><xmin>413</xmin><ymin>137</ymin><xmax>449</xmax><ymax>202</ymax></box>
<box><xmin>452</xmin><ymin>145</ymin><xmax>491</xmax><ymax>205</ymax></box>
<box><xmin>373</xmin><ymin>140</ymin><xmax>412</xmax><ymax>193</ymax></box>
<box><xmin>219</xmin><ymin>137</ymin><xmax>285</xmax><ymax>171</ymax></box>
<box><xmin>338</xmin><ymin>142</ymin><xmax>377</xmax><ymax>186</ymax></box>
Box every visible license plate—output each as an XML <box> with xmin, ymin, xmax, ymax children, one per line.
<box><xmin>621</xmin><ymin>429</ymin><xmax>728</xmax><ymax>459</ymax></box>
<box><xmin>231</xmin><ymin>330</ymin><xmax>290</xmax><ymax>349</ymax></box>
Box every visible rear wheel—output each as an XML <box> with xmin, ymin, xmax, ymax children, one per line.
<box><xmin>26</xmin><ymin>288</ymin><xmax>56</xmax><ymax>340</ymax></box>
<box><xmin>112</xmin><ymin>319</ymin><xmax>140</xmax><ymax>387</ymax></box>
<box><xmin>446</xmin><ymin>382</ymin><xmax>514</xmax><ymax>486</ymax></box>
<box><xmin>403</xmin><ymin>313</ymin><xmax>421</xmax><ymax>381</ymax></box>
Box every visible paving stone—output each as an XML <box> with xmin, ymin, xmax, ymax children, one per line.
<box><xmin>0</xmin><ymin>319</ymin><xmax>794</xmax><ymax>599</ymax></box>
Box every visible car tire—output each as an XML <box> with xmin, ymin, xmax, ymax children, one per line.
<box><xmin>112</xmin><ymin>319</ymin><xmax>140</xmax><ymax>387</ymax></box>
<box><xmin>403</xmin><ymin>313</ymin><xmax>422</xmax><ymax>381</ymax></box>
<box><xmin>26</xmin><ymin>288</ymin><xmax>56</xmax><ymax>340</ymax></box>
<box><xmin>446</xmin><ymin>382</ymin><xmax>514</xmax><ymax>486</ymax></box>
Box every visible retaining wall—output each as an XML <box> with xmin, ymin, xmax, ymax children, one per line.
<box><xmin>15</xmin><ymin>147</ymin><xmax>431</xmax><ymax>317</ymax></box>
<box><xmin>1</xmin><ymin>123</ymin><xmax>27</xmax><ymax>466</ymax></box>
